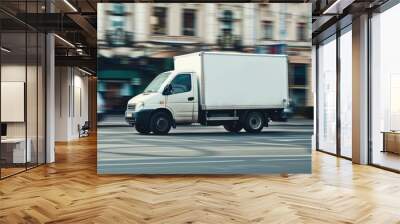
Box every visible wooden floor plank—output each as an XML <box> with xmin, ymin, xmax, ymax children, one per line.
<box><xmin>0</xmin><ymin>135</ymin><xmax>400</xmax><ymax>223</ymax></box>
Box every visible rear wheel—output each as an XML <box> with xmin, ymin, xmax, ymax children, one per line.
<box><xmin>223</xmin><ymin>121</ymin><xmax>243</xmax><ymax>133</ymax></box>
<box><xmin>243</xmin><ymin>111</ymin><xmax>264</xmax><ymax>133</ymax></box>
<box><xmin>150</xmin><ymin>111</ymin><xmax>172</xmax><ymax>135</ymax></box>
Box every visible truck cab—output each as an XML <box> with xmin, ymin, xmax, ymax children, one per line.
<box><xmin>125</xmin><ymin>70</ymin><xmax>198</xmax><ymax>134</ymax></box>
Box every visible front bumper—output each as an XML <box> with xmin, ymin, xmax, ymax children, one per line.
<box><xmin>125</xmin><ymin>109</ymin><xmax>154</xmax><ymax>126</ymax></box>
<box><xmin>125</xmin><ymin>110</ymin><xmax>136</xmax><ymax>125</ymax></box>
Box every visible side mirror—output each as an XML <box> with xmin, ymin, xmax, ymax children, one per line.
<box><xmin>162</xmin><ymin>84</ymin><xmax>172</xmax><ymax>95</ymax></box>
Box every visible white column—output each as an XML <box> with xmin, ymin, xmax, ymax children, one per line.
<box><xmin>352</xmin><ymin>14</ymin><xmax>369</xmax><ymax>164</ymax></box>
<box><xmin>242</xmin><ymin>3</ymin><xmax>256</xmax><ymax>46</ymax></box>
<box><xmin>204</xmin><ymin>4</ymin><xmax>217</xmax><ymax>45</ymax></box>
<box><xmin>312</xmin><ymin>45</ymin><xmax>317</xmax><ymax>150</ymax></box>
<box><xmin>134</xmin><ymin>3</ymin><xmax>149</xmax><ymax>42</ymax></box>
<box><xmin>168</xmin><ymin>4</ymin><xmax>181</xmax><ymax>36</ymax></box>
<box><xmin>197</xmin><ymin>5</ymin><xmax>203</xmax><ymax>37</ymax></box>
<box><xmin>46</xmin><ymin>32</ymin><xmax>55</xmax><ymax>163</ymax></box>
<box><xmin>97</xmin><ymin>3</ymin><xmax>105</xmax><ymax>41</ymax></box>
<box><xmin>125</xmin><ymin>4</ymin><xmax>135</xmax><ymax>34</ymax></box>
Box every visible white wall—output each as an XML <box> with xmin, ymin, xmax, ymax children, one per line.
<box><xmin>55</xmin><ymin>67</ymin><xmax>89</xmax><ymax>141</ymax></box>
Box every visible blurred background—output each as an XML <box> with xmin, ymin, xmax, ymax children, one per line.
<box><xmin>97</xmin><ymin>3</ymin><xmax>312</xmax><ymax>125</ymax></box>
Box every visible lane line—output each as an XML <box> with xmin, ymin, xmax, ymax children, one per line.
<box><xmin>99</xmin><ymin>160</ymin><xmax>245</xmax><ymax>166</ymax></box>
<box><xmin>99</xmin><ymin>154</ymin><xmax>311</xmax><ymax>161</ymax></box>
<box><xmin>98</xmin><ymin>149</ymin><xmax>309</xmax><ymax>155</ymax></box>
<box><xmin>98</xmin><ymin>158</ymin><xmax>311</xmax><ymax>166</ymax></box>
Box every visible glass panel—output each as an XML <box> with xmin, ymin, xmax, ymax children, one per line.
<box><xmin>27</xmin><ymin>30</ymin><xmax>38</xmax><ymax>169</ymax></box>
<box><xmin>38</xmin><ymin>32</ymin><xmax>45</xmax><ymax>165</ymax></box>
<box><xmin>1</xmin><ymin>30</ymin><xmax>27</xmax><ymax>177</ymax></box>
<box><xmin>38</xmin><ymin>0</ymin><xmax>46</xmax><ymax>165</ymax></box>
<box><xmin>317</xmin><ymin>36</ymin><xmax>337</xmax><ymax>154</ymax></box>
<box><xmin>339</xmin><ymin>28</ymin><xmax>352</xmax><ymax>158</ymax></box>
<box><xmin>26</xmin><ymin>0</ymin><xmax>40</xmax><ymax>169</ymax></box>
<box><xmin>371</xmin><ymin>4</ymin><xmax>400</xmax><ymax>171</ymax></box>
<box><xmin>0</xmin><ymin>0</ymin><xmax>46</xmax><ymax>178</ymax></box>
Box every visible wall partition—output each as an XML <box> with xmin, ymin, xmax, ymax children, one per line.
<box><xmin>0</xmin><ymin>1</ymin><xmax>47</xmax><ymax>179</ymax></box>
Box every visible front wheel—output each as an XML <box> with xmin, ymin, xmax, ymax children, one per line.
<box><xmin>223</xmin><ymin>121</ymin><xmax>243</xmax><ymax>133</ymax></box>
<box><xmin>150</xmin><ymin>111</ymin><xmax>172</xmax><ymax>135</ymax></box>
<box><xmin>243</xmin><ymin>111</ymin><xmax>264</xmax><ymax>133</ymax></box>
<box><xmin>135</xmin><ymin>124</ymin><xmax>150</xmax><ymax>134</ymax></box>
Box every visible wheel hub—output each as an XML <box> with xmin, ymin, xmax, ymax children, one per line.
<box><xmin>249</xmin><ymin>115</ymin><xmax>262</xmax><ymax>129</ymax></box>
<box><xmin>156</xmin><ymin>117</ymin><xmax>168</xmax><ymax>131</ymax></box>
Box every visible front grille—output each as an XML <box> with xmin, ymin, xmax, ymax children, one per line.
<box><xmin>127</xmin><ymin>104</ymin><xmax>135</xmax><ymax>110</ymax></box>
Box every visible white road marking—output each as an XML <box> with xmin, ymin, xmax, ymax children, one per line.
<box><xmin>98</xmin><ymin>147</ymin><xmax>308</xmax><ymax>154</ymax></box>
<box><xmin>100</xmin><ymin>160</ymin><xmax>245</xmax><ymax>166</ymax></box>
<box><xmin>99</xmin><ymin>158</ymin><xmax>311</xmax><ymax>166</ymax></box>
<box><xmin>99</xmin><ymin>154</ymin><xmax>311</xmax><ymax>162</ymax></box>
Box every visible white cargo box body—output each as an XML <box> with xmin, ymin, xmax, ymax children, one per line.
<box><xmin>174</xmin><ymin>52</ymin><xmax>288</xmax><ymax>110</ymax></box>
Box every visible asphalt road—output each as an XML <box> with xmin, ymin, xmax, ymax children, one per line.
<box><xmin>97</xmin><ymin>120</ymin><xmax>312</xmax><ymax>174</ymax></box>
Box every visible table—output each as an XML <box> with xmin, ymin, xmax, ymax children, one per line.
<box><xmin>382</xmin><ymin>131</ymin><xmax>400</xmax><ymax>154</ymax></box>
<box><xmin>1</xmin><ymin>138</ymin><xmax>31</xmax><ymax>164</ymax></box>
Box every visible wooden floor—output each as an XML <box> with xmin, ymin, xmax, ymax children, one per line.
<box><xmin>1</xmin><ymin>135</ymin><xmax>400</xmax><ymax>224</ymax></box>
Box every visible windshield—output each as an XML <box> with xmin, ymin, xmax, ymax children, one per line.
<box><xmin>143</xmin><ymin>72</ymin><xmax>171</xmax><ymax>93</ymax></box>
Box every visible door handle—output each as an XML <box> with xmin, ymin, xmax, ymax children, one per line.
<box><xmin>188</xmin><ymin>97</ymin><xmax>194</xmax><ymax>101</ymax></box>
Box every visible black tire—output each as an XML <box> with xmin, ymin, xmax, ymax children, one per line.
<box><xmin>223</xmin><ymin>121</ymin><xmax>243</xmax><ymax>133</ymax></box>
<box><xmin>243</xmin><ymin>111</ymin><xmax>264</xmax><ymax>133</ymax></box>
<box><xmin>150</xmin><ymin>111</ymin><xmax>172</xmax><ymax>135</ymax></box>
<box><xmin>135</xmin><ymin>124</ymin><xmax>150</xmax><ymax>134</ymax></box>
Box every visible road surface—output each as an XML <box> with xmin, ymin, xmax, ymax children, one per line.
<box><xmin>98</xmin><ymin>121</ymin><xmax>312</xmax><ymax>174</ymax></box>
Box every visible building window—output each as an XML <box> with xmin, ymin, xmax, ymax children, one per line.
<box><xmin>263</xmin><ymin>21</ymin><xmax>273</xmax><ymax>40</ymax></box>
<box><xmin>182</xmin><ymin>9</ymin><xmax>196</xmax><ymax>36</ymax></box>
<box><xmin>292</xmin><ymin>64</ymin><xmax>306</xmax><ymax>85</ymax></box>
<box><xmin>297</xmin><ymin>23</ymin><xmax>307</xmax><ymax>41</ymax></box>
<box><xmin>112</xmin><ymin>4</ymin><xmax>125</xmax><ymax>16</ymax></box>
<box><xmin>221</xmin><ymin>10</ymin><xmax>233</xmax><ymax>35</ymax></box>
<box><xmin>290</xmin><ymin>89</ymin><xmax>306</xmax><ymax>108</ymax></box>
<box><xmin>152</xmin><ymin>7</ymin><xmax>167</xmax><ymax>35</ymax></box>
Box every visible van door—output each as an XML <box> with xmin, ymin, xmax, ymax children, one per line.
<box><xmin>165</xmin><ymin>73</ymin><xmax>195</xmax><ymax>123</ymax></box>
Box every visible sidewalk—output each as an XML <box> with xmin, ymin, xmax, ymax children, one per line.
<box><xmin>271</xmin><ymin>117</ymin><xmax>313</xmax><ymax>126</ymax></box>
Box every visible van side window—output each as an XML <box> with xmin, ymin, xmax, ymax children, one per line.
<box><xmin>170</xmin><ymin>74</ymin><xmax>192</xmax><ymax>94</ymax></box>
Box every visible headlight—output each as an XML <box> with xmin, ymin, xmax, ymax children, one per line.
<box><xmin>135</xmin><ymin>102</ymin><xmax>145</xmax><ymax>111</ymax></box>
<box><xmin>127</xmin><ymin>103</ymin><xmax>135</xmax><ymax>110</ymax></box>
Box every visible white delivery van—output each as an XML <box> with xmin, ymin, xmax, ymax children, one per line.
<box><xmin>125</xmin><ymin>51</ymin><xmax>289</xmax><ymax>134</ymax></box>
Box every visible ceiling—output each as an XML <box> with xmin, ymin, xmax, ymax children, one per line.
<box><xmin>1</xmin><ymin>0</ymin><xmax>391</xmax><ymax>74</ymax></box>
<box><xmin>311</xmin><ymin>0</ymin><xmax>389</xmax><ymax>43</ymax></box>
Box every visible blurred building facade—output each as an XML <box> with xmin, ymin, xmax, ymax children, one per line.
<box><xmin>97</xmin><ymin>3</ymin><xmax>312</xmax><ymax>116</ymax></box>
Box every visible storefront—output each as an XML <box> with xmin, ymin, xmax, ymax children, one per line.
<box><xmin>370</xmin><ymin>2</ymin><xmax>400</xmax><ymax>171</ymax></box>
<box><xmin>314</xmin><ymin>0</ymin><xmax>400</xmax><ymax>172</ymax></box>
